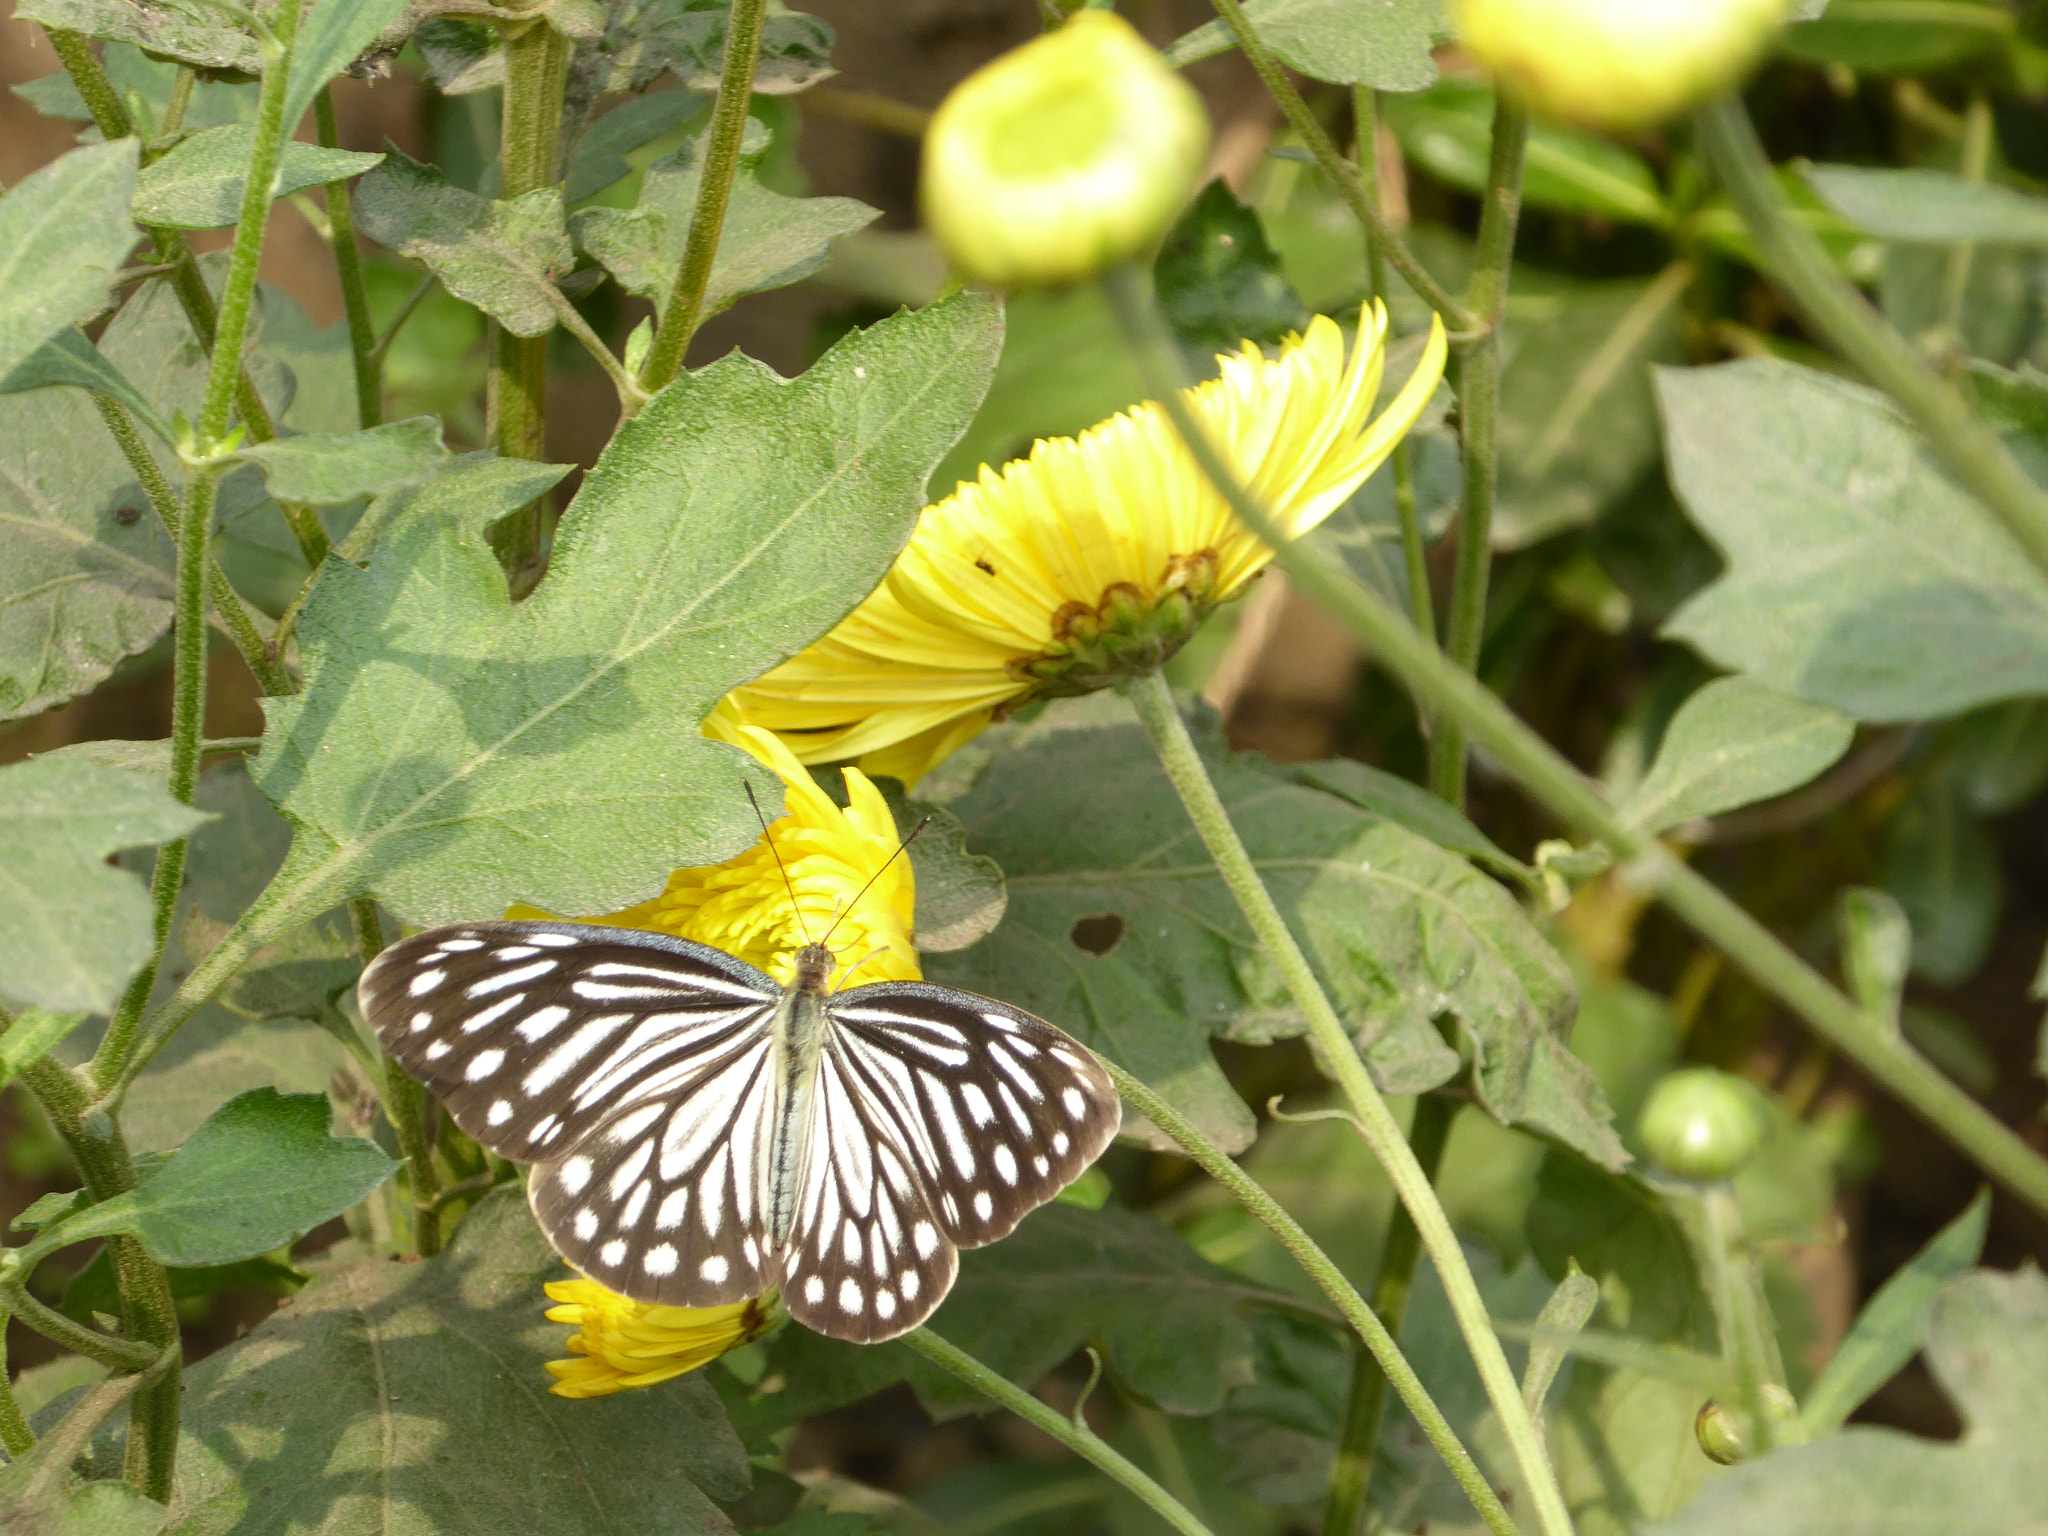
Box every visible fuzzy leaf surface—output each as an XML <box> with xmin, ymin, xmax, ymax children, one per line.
<box><xmin>1166</xmin><ymin>0</ymin><xmax>1447</xmax><ymax>90</ymax></box>
<box><xmin>1619</xmin><ymin>677</ymin><xmax>1855</xmax><ymax>833</ymax></box>
<box><xmin>0</xmin><ymin>139</ymin><xmax>138</xmax><ymax>396</ymax></box>
<box><xmin>131</xmin><ymin>125</ymin><xmax>382</xmax><ymax>228</ymax></box>
<box><xmin>233</xmin><ymin>416</ymin><xmax>451</xmax><ymax>504</ymax></box>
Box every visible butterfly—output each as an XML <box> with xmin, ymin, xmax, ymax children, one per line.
<box><xmin>359</xmin><ymin>919</ymin><xmax>1122</xmax><ymax>1343</ymax></box>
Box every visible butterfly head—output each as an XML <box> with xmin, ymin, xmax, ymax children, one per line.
<box><xmin>791</xmin><ymin>941</ymin><xmax>837</xmax><ymax>995</ymax></box>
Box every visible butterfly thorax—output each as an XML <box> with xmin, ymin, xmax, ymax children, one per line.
<box><xmin>765</xmin><ymin>942</ymin><xmax>840</xmax><ymax>1249</ymax></box>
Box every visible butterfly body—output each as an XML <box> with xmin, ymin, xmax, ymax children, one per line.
<box><xmin>361</xmin><ymin>920</ymin><xmax>1120</xmax><ymax>1343</ymax></box>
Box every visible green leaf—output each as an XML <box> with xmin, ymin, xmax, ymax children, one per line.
<box><xmin>0</xmin><ymin>138</ymin><xmax>139</xmax><ymax>386</ymax></box>
<box><xmin>1778</xmin><ymin>0</ymin><xmax>2015</xmax><ymax>72</ymax></box>
<box><xmin>880</xmin><ymin>787</ymin><xmax>1007</xmax><ymax>953</ymax></box>
<box><xmin>1618</xmin><ymin>677</ymin><xmax>1855</xmax><ymax>834</ymax></box>
<box><xmin>1651</xmin><ymin>1268</ymin><xmax>2048</xmax><ymax>1536</ymax></box>
<box><xmin>566</xmin><ymin>87</ymin><xmax>704</xmax><ymax>202</ymax></box>
<box><xmin>1152</xmin><ymin>179</ymin><xmax>1309</xmax><ymax>367</ymax></box>
<box><xmin>354</xmin><ymin>147</ymin><xmax>572</xmax><ymax>337</ymax></box>
<box><xmin>1803</xmin><ymin>164</ymin><xmax>2048</xmax><ymax>246</ymax></box>
<box><xmin>573</xmin><ymin>122</ymin><xmax>876</xmax><ymax>319</ymax></box>
<box><xmin>1527</xmin><ymin>1152</ymin><xmax>1710</xmax><ymax>1346</ymax></box>
<box><xmin>14</xmin><ymin>0</ymin><xmax>261</xmax><ymax>73</ymax></box>
<box><xmin>131</xmin><ymin>124</ymin><xmax>383</xmax><ymax>229</ymax></box>
<box><xmin>0</xmin><ymin>756</ymin><xmax>210</xmax><ymax>1013</ymax></box>
<box><xmin>0</xmin><ymin>326</ymin><xmax>166</xmax><ymax>438</ymax></box>
<box><xmin>256</xmin><ymin>295</ymin><xmax>1001</xmax><ymax>927</ymax></box>
<box><xmin>1946</xmin><ymin>699</ymin><xmax>2048</xmax><ymax>814</ymax></box>
<box><xmin>1385</xmin><ymin>81</ymin><xmax>1669</xmax><ymax>227</ymax></box>
<box><xmin>1495</xmin><ymin>265</ymin><xmax>1691</xmax><ymax>546</ymax></box>
<box><xmin>1838</xmin><ymin>887</ymin><xmax>1911</xmax><ymax>1024</ymax></box>
<box><xmin>1880</xmin><ymin>771</ymin><xmax>2000</xmax><ymax>986</ymax></box>
<box><xmin>1281</xmin><ymin>756</ymin><xmax>1527</xmax><ymax>882</ymax></box>
<box><xmin>1798</xmin><ymin>1190</ymin><xmax>1990</xmax><ymax>1437</ymax></box>
<box><xmin>926</xmin><ymin>703</ymin><xmax>1619</xmax><ymax>1165</ymax></box>
<box><xmin>1659</xmin><ymin>359</ymin><xmax>2048</xmax><ymax>720</ymax></box>
<box><xmin>14</xmin><ymin>40</ymin><xmax>257</xmax><ymax>135</ymax></box>
<box><xmin>0</xmin><ymin>1434</ymin><xmax>168</xmax><ymax>1536</ymax></box>
<box><xmin>231</xmin><ymin>415</ymin><xmax>450</xmax><ymax>504</ymax></box>
<box><xmin>574</xmin><ymin>1</ymin><xmax>836</xmax><ymax>98</ymax></box>
<box><xmin>751</xmin><ymin>1202</ymin><xmax>1285</xmax><ymax>1423</ymax></box>
<box><xmin>0</xmin><ymin>1006</ymin><xmax>88</xmax><ymax>1091</ymax></box>
<box><xmin>1165</xmin><ymin>0</ymin><xmax>1447</xmax><ymax>90</ymax></box>
<box><xmin>62</xmin><ymin>1249</ymin><xmax>303</xmax><ymax>1327</ymax></box>
<box><xmin>107</xmin><ymin>1190</ymin><xmax>751</xmax><ymax>1536</ymax></box>
<box><xmin>283</xmin><ymin>0</ymin><xmax>409</xmax><ymax>136</ymax></box>
<box><xmin>34</xmin><ymin>1089</ymin><xmax>395</xmax><ymax>1268</ymax></box>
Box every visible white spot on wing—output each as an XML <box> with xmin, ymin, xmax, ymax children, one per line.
<box><xmin>559</xmin><ymin>1156</ymin><xmax>593</xmax><ymax>1194</ymax></box>
<box><xmin>408</xmin><ymin>968</ymin><xmax>445</xmax><ymax>997</ymax></box>
<box><xmin>466</xmin><ymin>959</ymin><xmax>557</xmax><ymax>998</ymax></box>
<box><xmin>1062</xmin><ymin>1086</ymin><xmax>1087</xmax><ymax>1119</ymax></box>
<box><xmin>901</xmin><ymin>1270</ymin><xmax>921</xmax><ymax>1300</ymax></box>
<box><xmin>487</xmin><ymin>1100</ymin><xmax>512</xmax><ymax>1127</ymax></box>
<box><xmin>618</xmin><ymin>1180</ymin><xmax>651</xmax><ymax>1228</ymax></box>
<box><xmin>464</xmin><ymin>1048</ymin><xmax>505</xmax><ymax>1082</ymax></box>
<box><xmin>838</xmin><ymin>1278</ymin><xmax>863</xmax><ymax>1313</ymax></box>
<box><xmin>875</xmin><ymin>1291</ymin><xmax>897</xmax><ymax>1320</ymax></box>
<box><xmin>700</xmin><ymin>1255</ymin><xmax>729</xmax><ymax>1283</ymax></box>
<box><xmin>913</xmin><ymin>1221</ymin><xmax>938</xmax><ymax>1259</ymax></box>
<box><xmin>514</xmin><ymin>1004</ymin><xmax>571</xmax><ymax>1042</ymax></box>
<box><xmin>993</xmin><ymin>1145</ymin><xmax>1018</xmax><ymax>1184</ymax></box>
<box><xmin>960</xmin><ymin>1082</ymin><xmax>995</xmax><ymax>1126</ymax></box>
<box><xmin>460</xmin><ymin>994</ymin><xmax>525</xmax><ymax>1034</ymax></box>
<box><xmin>805</xmin><ymin>1275</ymin><xmax>826</xmax><ymax>1305</ymax></box>
<box><xmin>973</xmin><ymin>1190</ymin><xmax>994</xmax><ymax>1221</ymax></box>
<box><xmin>655</xmin><ymin>1188</ymin><xmax>689</xmax><ymax>1231</ymax></box>
<box><xmin>600</xmin><ymin>1239</ymin><xmax>626</xmax><ymax>1266</ymax></box>
<box><xmin>644</xmin><ymin>1243</ymin><xmax>677</xmax><ymax>1276</ymax></box>
<box><xmin>424</xmin><ymin>1040</ymin><xmax>451</xmax><ymax>1062</ymax></box>
<box><xmin>574</xmin><ymin>1210</ymin><xmax>598</xmax><ymax>1240</ymax></box>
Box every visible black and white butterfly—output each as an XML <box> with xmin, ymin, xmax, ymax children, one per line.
<box><xmin>360</xmin><ymin>921</ymin><xmax>1122</xmax><ymax>1342</ymax></box>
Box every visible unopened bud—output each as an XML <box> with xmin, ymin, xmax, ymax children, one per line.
<box><xmin>1638</xmin><ymin>1067</ymin><xmax>1769</xmax><ymax>1182</ymax></box>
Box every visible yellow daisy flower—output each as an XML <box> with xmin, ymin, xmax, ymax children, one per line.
<box><xmin>728</xmin><ymin>304</ymin><xmax>1447</xmax><ymax>784</ymax></box>
<box><xmin>531</xmin><ymin>721</ymin><xmax>921</xmax><ymax>1393</ymax></box>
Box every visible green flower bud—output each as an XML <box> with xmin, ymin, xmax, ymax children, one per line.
<box><xmin>1695</xmin><ymin>1385</ymin><xmax>1798</xmax><ymax>1464</ymax></box>
<box><xmin>921</xmin><ymin>12</ymin><xmax>1210</xmax><ymax>289</ymax></box>
<box><xmin>1637</xmin><ymin>1067</ymin><xmax>1768</xmax><ymax>1182</ymax></box>
<box><xmin>1452</xmin><ymin>0</ymin><xmax>1796</xmax><ymax>133</ymax></box>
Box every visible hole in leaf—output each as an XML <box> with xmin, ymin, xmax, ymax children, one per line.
<box><xmin>1068</xmin><ymin>912</ymin><xmax>1125</xmax><ymax>957</ymax></box>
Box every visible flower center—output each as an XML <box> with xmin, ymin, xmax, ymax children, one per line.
<box><xmin>1008</xmin><ymin>550</ymin><xmax>1223</xmax><ymax>700</ymax></box>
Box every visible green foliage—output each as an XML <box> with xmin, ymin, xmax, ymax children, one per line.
<box><xmin>1167</xmin><ymin>0</ymin><xmax>1449</xmax><ymax>91</ymax></box>
<box><xmin>1804</xmin><ymin>164</ymin><xmax>2048</xmax><ymax>246</ymax></box>
<box><xmin>1618</xmin><ymin>677</ymin><xmax>1854</xmax><ymax>835</ymax></box>
<box><xmin>1154</xmin><ymin>179</ymin><xmax>1310</xmax><ymax>366</ymax></box>
<box><xmin>231</xmin><ymin>416</ymin><xmax>450</xmax><ymax>505</ymax></box>
<box><xmin>0</xmin><ymin>139</ymin><xmax>138</xmax><ymax>388</ymax></box>
<box><xmin>132</xmin><ymin>127</ymin><xmax>383</xmax><ymax>230</ymax></box>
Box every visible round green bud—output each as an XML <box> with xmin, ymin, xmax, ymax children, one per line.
<box><xmin>921</xmin><ymin>12</ymin><xmax>1211</xmax><ymax>289</ymax></box>
<box><xmin>1637</xmin><ymin>1067</ymin><xmax>1768</xmax><ymax>1182</ymax></box>
<box><xmin>1695</xmin><ymin>1385</ymin><xmax>1798</xmax><ymax>1464</ymax></box>
<box><xmin>1452</xmin><ymin>0</ymin><xmax>1796</xmax><ymax>134</ymax></box>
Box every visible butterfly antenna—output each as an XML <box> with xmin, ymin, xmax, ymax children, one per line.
<box><xmin>820</xmin><ymin>814</ymin><xmax>933</xmax><ymax>950</ymax></box>
<box><xmin>744</xmin><ymin>779</ymin><xmax>813</xmax><ymax>945</ymax></box>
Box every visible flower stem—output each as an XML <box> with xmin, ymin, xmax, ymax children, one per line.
<box><xmin>1322</xmin><ymin>1092</ymin><xmax>1456</xmax><ymax>1536</ymax></box>
<box><xmin>1693</xmin><ymin>93</ymin><xmax>2048</xmax><ymax>580</ymax></box>
<box><xmin>1104</xmin><ymin>1062</ymin><xmax>1521</xmax><ymax>1536</ymax></box>
<box><xmin>1117</xmin><ymin>667</ymin><xmax>1573</xmax><ymax>1536</ymax></box>
<box><xmin>487</xmin><ymin>9</ymin><xmax>570</xmax><ymax>587</ymax></box>
<box><xmin>1429</xmin><ymin>93</ymin><xmax>1526</xmax><ymax>806</ymax></box>
<box><xmin>1207</xmin><ymin>0</ymin><xmax>1474</xmax><ymax>334</ymax></box>
<box><xmin>637</xmin><ymin>0</ymin><xmax>768</xmax><ymax>392</ymax></box>
<box><xmin>315</xmin><ymin>87</ymin><xmax>382</xmax><ymax>430</ymax></box>
<box><xmin>901</xmin><ymin>1327</ymin><xmax>1217</xmax><ymax>1536</ymax></box>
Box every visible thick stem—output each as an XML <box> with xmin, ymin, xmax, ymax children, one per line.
<box><xmin>1694</xmin><ymin>94</ymin><xmax>2048</xmax><ymax>580</ymax></box>
<box><xmin>901</xmin><ymin>1328</ymin><xmax>1216</xmax><ymax>1536</ymax></box>
<box><xmin>315</xmin><ymin>88</ymin><xmax>382</xmax><ymax>429</ymax></box>
<box><xmin>1207</xmin><ymin>0</ymin><xmax>1474</xmax><ymax>333</ymax></box>
<box><xmin>1105</xmin><ymin>1063</ymin><xmax>1520</xmax><ymax>1536</ymax></box>
<box><xmin>486</xmin><ymin>13</ymin><xmax>571</xmax><ymax>586</ymax></box>
<box><xmin>1428</xmin><ymin>95</ymin><xmax>1526</xmax><ymax>806</ymax></box>
<box><xmin>0</xmin><ymin>1272</ymin><xmax>161</xmax><ymax>1374</ymax></box>
<box><xmin>42</xmin><ymin>28</ymin><xmax>129</xmax><ymax>138</ymax></box>
<box><xmin>1322</xmin><ymin>1093</ymin><xmax>1456</xmax><ymax>1536</ymax></box>
<box><xmin>636</xmin><ymin>0</ymin><xmax>770</xmax><ymax>392</ymax></box>
<box><xmin>0</xmin><ymin>1323</ymin><xmax>33</xmax><ymax>1457</ymax></box>
<box><xmin>1118</xmin><ymin>670</ymin><xmax>1573</xmax><ymax>1536</ymax></box>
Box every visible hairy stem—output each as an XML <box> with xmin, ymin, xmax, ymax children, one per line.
<box><xmin>350</xmin><ymin>899</ymin><xmax>442</xmax><ymax>1255</ymax></box>
<box><xmin>637</xmin><ymin>0</ymin><xmax>769</xmax><ymax>391</ymax></box>
<box><xmin>902</xmin><ymin>1328</ymin><xmax>1217</xmax><ymax>1536</ymax></box>
<box><xmin>0</xmin><ymin>1323</ymin><xmax>33</xmax><ymax>1457</ymax></box>
<box><xmin>1207</xmin><ymin>0</ymin><xmax>1473</xmax><ymax>333</ymax></box>
<box><xmin>315</xmin><ymin>87</ymin><xmax>382</xmax><ymax>429</ymax></box>
<box><xmin>1106</xmin><ymin>1064</ymin><xmax>1521</xmax><ymax>1536</ymax></box>
<box><xmin>1694</xmin><ymin>93</ymin><xmax>2048</xmax><ymax>580</ymax></box>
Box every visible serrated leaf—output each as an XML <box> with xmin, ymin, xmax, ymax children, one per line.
<box><xmin>1166</xmin><ymin>0</ymin><xmax>1446</xmax><ymax>91</ymax></box>
<box><xmin>575</xmin><ymin>1</ymin><xmax>835</xmax><ymax>98</ymax></box>
<box><xmin>1659</xmin><ymin>359</ymin><xmax>2048</xmax><ymax>720</ymax></box>
<box><xmin>1153</xmin><ymin>179</ymin><xmax>1308</xmax><ymax>366</ymax></box>
<box><xmin>283</xmin><ymin>0</ymin><xmax>409</xmax><ymax>135</ymax></box>
<box><xmin>1803</xmin><ymin>164</ymin><xmax>2048</xmax><ymax>246</ymax></box>
<box><xmin>132</xmin><ymin>124</ymin><xmax>383</xmax><ymax>229</ymax></box>
<box><xmin>254</xmin><ymin>296</ymin><xmax>1000</xmax><ymax>928</ymax></box>
<box><xmin>0</xmin><ymin>1006</ymin><xmax>88</xmax><ymax>1091</ymax></box>
<box><xmin>1618</xmin><ymin>677</ymin><xmax>1854</xmax><ymax>834</ymax></box>
<box><xmin>573</xmin><ymin>124</ymin><xmax>875</xmax><ymax>319</ymax></box>
<box><xmin>100</xmin><ymin>1190</ymin><xmax>750</xmax><ymax>1536</ymax></box>
<box><xmin>1798</xmin><ymin>1190</ymin><xmax>1989</xmax><ymax>1436</ymax></box>
<box><xmin>354</xmin><ymin>147</ymin><xmax>573</xmax><ymax>337</ymax></box>
<box><xmin>0</xmin><ymin>138</ymin><xmax>139</xmax><ymax>385</ymax></box>
<box><xmin>928</xmin><ymin>703</ymin><xmax>1619</xmax><ymax>1166</ymax></box>
<box><xmin>15</xmin><ymin>0</ymin><xmax>260</xmax><ymax>73</ymax></box>
<box><xmin>754</xmin><ymin>1202</ymin><xmax>1282</xmax><ymax>1423</ymax></box>
<box><xmin>1651</xmin><ymin>1268</ymin><xmax>2048</xmax><ymax>1536</ymax></box>
<box><xmin>34</xmin><ymin>1089</ymin><xmax>394</xmax><ymax>1268</ymax></box>
<box><xmin>232</xmin><ymin>415</ymin><xmax>450</xmax><ymax>504</ymax></box>
<box><xmin>0</xmin><ymin>756</ymin><xmax>210</xmax><ymax>1013</ymax></box>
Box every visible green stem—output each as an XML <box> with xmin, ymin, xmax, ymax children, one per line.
<box><xmin>0</xmin><ymin>1322</ymin><xmax>33</xmax><ymax>1457</ymax></box>
<box><xmin>901</xmin><ymin>1328</ymin><xmax>1216</xmax><ymax>1536</ymax></box>
<box><xmin>0</xmin><ymin>1271</ymin><xmax>161</xmax><ymax>1374</ymax></box>
<box><xmin>1936</xmin><ymin>92</ymin><xmax>1992</xmax><ymax>346</ymax></box>
<box><xmin>42</xmin><ymin>28</ymin><xmax>128</xmax><ymax>139</ymax></box>
<box><xmin>1207</xmin><ymin>0</ymin><xmax>1474</xmax><ymax>333</ymax></box>
<box><xmin>1695</xmin><ymin>1184</ymin><xmax>1782</xmax><ymax>1452</ymax></box>
<box><xmin>1322</xmin><ymin>1093</ymin><xmax>1456</xmax><ymax>1536</ymax></box>
<box><xmin>636</xmin><ymin>0</ymin><xmax>769</xmax><ymax>392</ymax></box>
<box><xmin>13</xmin><ymin>1059</ymin><xmax>180</xmax><ymax>1498</ymax></box>
<box><xmin>546</xmin><ymin>288</ymin><xmax>650</xmax><ymax>415</ymax></box>
<box><xmin>1117</xmin><ymin>669</ymin><xmax>1572</xmax><ymax>1536</ymax></box>
<box><xmin>1104</xmin><ymin>1063</ymin><xmax>1520</xmax><ymax>1536</ymax></box>
<box><xmin>350</xmin><ymin>899</ymin><xmax>442</xmax><ymax>1255</ymax></box>
<box><xmin>1429</xmin><ymin>94</ymin><xmax>1526</xmax><ymax>806</ymax></box>
<box><xmin>315</xmin><ymin>87</ymin><xmax>382</xmax><ymax>429</ymax></box>
<box><xmin>1693</xmin><ymin>94</ymin><xmax>2048</xmax><ymax>581</ymax></box>
<box><xmin>368</xmin><ymin>273</ymin><xmax>435</xmax><ymax>366</ymax></box>
<box><xmin>487</xmin><ymin>11</ymin><xmax>571</xmax><ymax>586</ymax></box>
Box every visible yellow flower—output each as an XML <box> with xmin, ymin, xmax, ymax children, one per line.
<box><xmin>544</xmin><ymin>1280</ymin><xmax>781</xmax><ymax>1398</ymax></box>
<box><xmin>728</xmin><ymin>304</ymin><xmax>1446</xmax><ymax>784</ymax></box>
<box><xmin>532</xmin><ymin>722</ymin><xmax>921</xmax><ymax>1393</ymax></box>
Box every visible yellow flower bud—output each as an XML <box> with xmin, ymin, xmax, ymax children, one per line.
<box><xmin>921</xmin><ymin>11</ymin><xmax>1210</xmax><ymax>288</ymax></box>
<box><xmin>1452</xmin><ymin>0</ymin><xmax>1796</xmax><ymax>133</ymax></box>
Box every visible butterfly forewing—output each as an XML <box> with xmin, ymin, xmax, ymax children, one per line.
<box><xmin>360</xmin><ymin>920</ymin><xmax>1123</xmax><ymax>1344</ymax></box>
